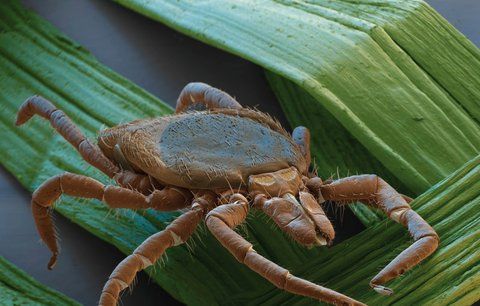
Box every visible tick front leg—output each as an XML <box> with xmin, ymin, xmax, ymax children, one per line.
<box><xmin>320</xmin><ymin>175</ymin><xmax>439</xmax><ymax>295</ymax></box>
<box><xmin>175</xmin><ymin>82</ymin><xmax>242</xmax><ymax>113</ymax></box>
<box><xmin>16</xmin><ymin>96</ymin><xmax>119</xmax><ymax>178</ymax></box>
<box><xmin>15</xmin><ymin>96</ymin><xmax>152</xmax><ymax>192</ymax></box>
<box><xmin>32</xmin><ymin>172</ymin><xmax>191</xmax><ymax>269</ymax></box>
<box><xmin>206</xmin><ymin>194</ymin><xmax>364</xmax><ymax>306</ymax></box>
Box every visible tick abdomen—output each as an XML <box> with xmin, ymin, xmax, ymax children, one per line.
<box><xmin>100</xmin><ymin>112</ymin><xmax>305</xmax><ymax>189</ymax></box>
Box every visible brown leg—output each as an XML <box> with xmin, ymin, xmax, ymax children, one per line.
<box><xmin>292</xmin><ymin>126</ymin><xmax>311</xmax><ymax>168</ymax></box>
<box><xmin>32</xmin><ymin>172</ymin><xmax>191</xmax><ymax>269</ymax></box>
<box><xmin>16</xmin><ymin>96</ymin><xmax>119</xmax><ymax>178</ymax></box>
<box><xmin>175</xmin><ymin>82</ymin><xmax>242</xmax><ymax>113</ymax></box>
<box><xmin>206</xmin><ymin>194</ymin><xmax>364</xmax><ymax>306</ymax></box>
<box><xmin>99</xmin><ymin>200</ymin><xmax>206</xmax><ymax>306</ymax></box>
<box><xmin>15</xmin><ymin>96</ymin><xmax>151</xmax><ymax>193</ymax></box>
<box><xmin>16</xmin><ymin>96</ymin><xmax>154</xmax><ymax>193</ymax></box>
<box><xmin>320</xmin><ymin>175</ymin><xmax>439</xmax><ymax>295</ymax></box>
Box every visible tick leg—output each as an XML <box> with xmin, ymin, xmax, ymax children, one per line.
<box><xmin>16</xmin><ymin>96</ymin><xmax>152</xmax><ymax>193</ymax></box>
<box><xmin>206</xmin><ymin>194</ymin><xmax>364</xmax><ymax>306</ymax></box>
<box><xmin>99</xmin><ymin>196</ymin><xmax>208</xmax><ymax>306</ymax></box>
<box><xmin>16</xmin><ymin>96</ymin><xmax>119</xmax><ymax>178</ymax></box>
<box><xmin>320</xmin><ymin>175</ymin><xmax>439</xmax><ymax>295</ymax></box>
<box><xmin>175</xmin><ymin>82</ymin><xmax>242</xmax><ymax>113</ymax></box>
<box><xmin>32</xmin><ymin>172</ymin><xmax>191</xmax><ymax>270</ymax></box>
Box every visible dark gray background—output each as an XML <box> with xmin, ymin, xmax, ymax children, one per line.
<box><xmin>1</xmin><ymin>1</ymin><xmax>478</xmax><ymax>305</ymax></box>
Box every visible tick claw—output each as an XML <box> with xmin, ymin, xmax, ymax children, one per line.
<box><xmin>47</xmin><ymin>253</ymin><xmax>58</xmax><ymax>270</ymax></box>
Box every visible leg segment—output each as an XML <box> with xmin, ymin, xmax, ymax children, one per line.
<box><xmin>253</xmin><ymin>193</ymin><xmax>334</xmax><ymax>246</ymax></box>
<box><xmin>175</xmin><ymin>82</ymin><xmax>242</xmax><ymax>113</ymax></box>
<box><xmin>292</xmin><ymin>126</ymin><xmax>311</xmax><ymax>168</ymax></box>
<box><xmin>16</xmin><ymin>96</ymin><xmax>119</xmax><ymax>178</ymax></box>
<box><xmin>206</xmin><ymin>194</ymin><xmax>364</xmax><ymax>306</ymax></box>
<box><xmin>99</xmin><ymin>195</ymin><xmax>210</xmax><ymax>306</ymax></box>
<box><xmin>319</xmin><ymin>175</ymin><xmax>439</xmax><ymax>294</ymax></box>
<box><xmin>32</xmin><ymin>172</ymin><xmax>191</xmax><ymax>269</ymax></box>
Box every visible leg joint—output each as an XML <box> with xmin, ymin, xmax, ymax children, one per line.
<box><xmin>103</xmin><ymin>186</ymin><xmax>147</xmax><ymax>209</ymax></box>
<box><xmin>32</xmin><ymin>175</ymin><xmax>62</xmax><ymax>206</ymax></box>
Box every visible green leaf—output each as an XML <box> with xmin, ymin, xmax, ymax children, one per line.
<box><xmin>0</xmin><ymin>256</ymin><xmax>80</xmax><ymax>305</ymax></box>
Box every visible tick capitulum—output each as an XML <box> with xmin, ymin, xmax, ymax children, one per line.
<box><xmin>16</xmin><ymin>82</ymin><xmax>439</xmax><ymax>306</ymax></box>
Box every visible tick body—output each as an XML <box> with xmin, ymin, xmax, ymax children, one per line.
<box><xmin>16</xmin><ymin>82</ymin><xmax>439</xmax><ymax>306</ymax></box>
<box><xmin>98</xmin><ymin>109</ymin><xmax>306</xmax><ymax>189</ymax></box>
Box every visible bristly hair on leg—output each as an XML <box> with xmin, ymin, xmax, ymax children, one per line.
<box><xmin>310</xmin><ymin>157</ymin><xmax>319</xmax><ymax>177</ymax></box>
<box><xmin>237</xmin><ymin>222</ymin><xmax>249</xmax><ymax>239</ymax></box>
<box><xmin>192</xmin><ymin>224</ymin><xmax>207</xmax><ymax>248</ymax></box>
<box><xmin>153</xmin><ymin>252</ymin><xmax>167</xmax><ymax>270</ymax></box>
<box><xmin>196</xmin><ymin>223</ymin><xmax>207</xmax><ymax>236</ymax></box>
<box><xmin>128</xmin><ymin>274</ymin><xmax>139</xmax><ymax>293</ymax></box>
<box><xmin>184</xmin><ymin>238</ymin><xmax>197</xmax><ymax>257</ymax></box>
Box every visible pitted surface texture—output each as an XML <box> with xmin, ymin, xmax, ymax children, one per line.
<box><xmin>157</xmin><ymin>113</ymin><xmax>303</xmax><ymax>188</ymax></box>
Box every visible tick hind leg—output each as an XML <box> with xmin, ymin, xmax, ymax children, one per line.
<box><xmin>319</xmin><ymin>175</ymin><xmax>439</xmax><ymax>295</ymax></box>
<box><xmin>206</xmin><ymin>194</ymin><xmax>365</xmax><ymax>306</ymax></box>
<box><xmin>99</xmin><ymin>193</ymin><xmax>213</xmax><ymax>306</ymax></box>
<box><xmin>175</xmin><ymin>82</ymin><xmax>242</xmax><ymax>113</ymax></box>
<box><xmin>32</xmin><ymin>172</ymin><xmax>191</xmax><ymax>269</ymax></box>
